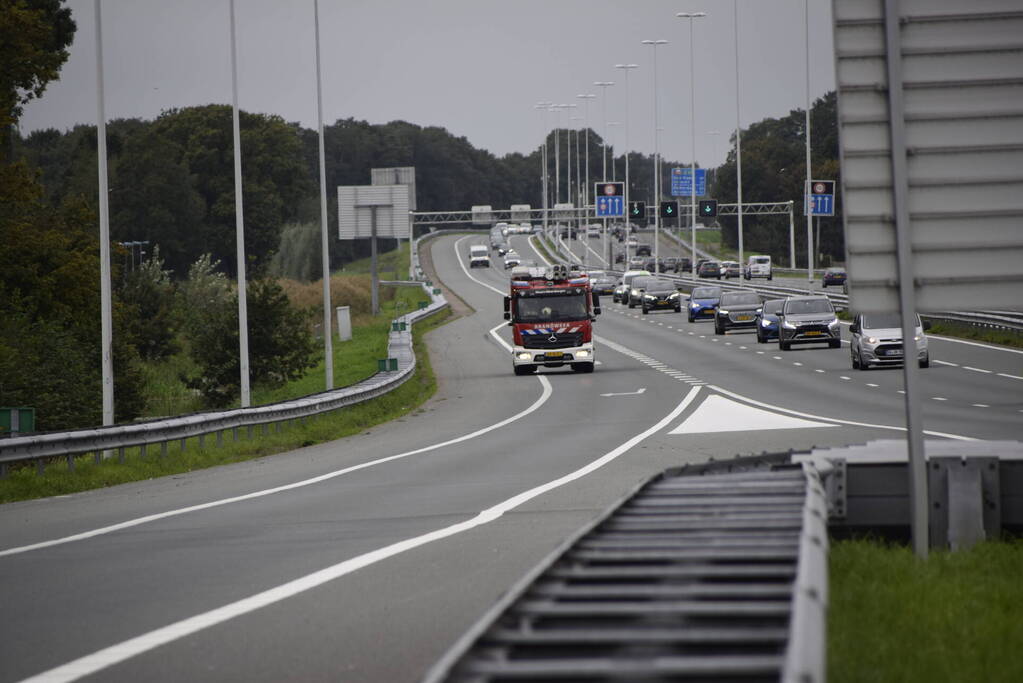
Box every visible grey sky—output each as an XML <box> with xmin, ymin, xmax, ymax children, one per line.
<box><xmin>20</xmin><ymin>0</ymin><xmax>836</xmax><ymax>169</ymax></box>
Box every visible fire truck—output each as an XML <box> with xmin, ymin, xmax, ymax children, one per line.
<box><xmin>504</xmin><ymin>263</ymin><xmax>601</xmax><ymax>375</ymax></box>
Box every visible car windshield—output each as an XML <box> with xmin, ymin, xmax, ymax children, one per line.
<box><xmin>721</xmin><ymin>292</ymin><xmax>760</xmax><ymax>306</ymax></box>
<box><xmin>692</xmin><ymin>287</ymin><xmax>721</xmax><ymax>299</ymax></box>
<box><xmin>645</xmin><ymin>279</ymin><xmax>675</xmax><ymax>291</ymax></box>
<box><xmin>785</xmin><ymin>298</ymin><xmax>834</xmax><ymax>315</ymax></box>
<box><xmin>752</xmin><ymin>256</ymin><xmax>770</xmax><ymax>264</ymax></box>
<box><xmin>764</xmin><ymin>299</ymin><xmax>785</xmax><ymax>315</ymax></box>
<box><xmin>862</xmin><ymin>313</ymin><xmax>919</xmax><ymax>329</ymax></box>
<box><xmin>631</xmin><ymin>277</ymin><xmax>658</xmax><ymax>290</ymax></box>
<box><xmin>516</xmin><ymin>293</ymin><xmax>588</xmax><ymax>322</ymax></box>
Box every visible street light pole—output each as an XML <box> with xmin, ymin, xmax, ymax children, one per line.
<box><xmin>577</xmin><ymin>93</ymin><xmax>595</xmax><ymax>224</ymax></box>
<box><xmin>734</xmin><ymin>0</ymin><xmax>745</xmax><ymax>271</ymax></box>
<box><xmin>677</xmin><ymin>12</ymin><xmax>706</xmax><ymax>276</ymax></box>
<box><xmin>606</xmin><ymin>122</ymin><xmax>621</xmax><ymax>181</ymax></box>
<box><xmin>593</xmin><ymin>82</ymin><xmax>614</xmax><ymax>182</ymax></box>
<box><xmin>803</xmin><ymin>0</ymin><xmax>814</xmax><ymax>290</ymax></box>
<box><xmin>535</xmin><ymin>102</ymin><xmax>551</xmax><ymax>231</ymax></box>
<box><xmin>643</xmin><ymin>40</ymin><xmax>668</xmax><ymax>269</ymax></box>
<box><xmin>615</xmin><ymin>64</ymin><xmax>639</xmax><ymax>248</ymax></box>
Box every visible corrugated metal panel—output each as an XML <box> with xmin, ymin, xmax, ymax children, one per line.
<box><xmin>338</xmin><ymin>185</ymin><xmax>410</xmax><ymax>240</ymax></box>
<box><xmin>833</xmin><ymin>0</ymin><xmax>1023</xmax><ymax>312</ymax></box>
<box><xmin>371</xmin><ymin>166</ymin><xmax>416</xmax><ymax>210</ymax></box>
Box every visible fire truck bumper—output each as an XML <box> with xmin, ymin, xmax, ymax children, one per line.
<box><xmin>512</xmin><ymin>343</ymin><xmax>595</xmax><ymax>368</ymax></box>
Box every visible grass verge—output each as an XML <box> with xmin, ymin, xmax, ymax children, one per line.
<box><xmin>829</xmin><ymin>538</ymin><xmax>1023</xmax><ymax>682</ymax></box>
<box><xmin>0</xmin><ymin>307</ymin><xmax>450</xmax><ymax>504</ymax></box>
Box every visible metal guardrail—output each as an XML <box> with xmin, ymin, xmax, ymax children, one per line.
<box><xmin>423</xmin><ymin>459</ymin><xmax>830</xmax><ymax>683</ymax></box>
<box><xmin>0</xmin><ymin>237</ymin><xmax>451</xmax><ymax>476</ymax></box>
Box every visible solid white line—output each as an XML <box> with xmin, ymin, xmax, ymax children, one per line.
<box><xmin>866</xmin><ymin>383</ymin><xmax>879</xmax><ymax>387</ymax></box>
<box><xmin>963</xmin><ymin>366</ymin><xmax>992</xmax><ymax>374</ymax></box>
<box><xmin>972</xmin><ymin>404</ymin><xmax>990</xmax><ymax>408</ymax></box>
<box><xmin>934</xmin><ymin>360</ymin><xmax>959</xmax><ymax>367</ymax></box>
<box><xmin>707</xmin><ymin>384</ymin><xmax>975</xmax><ymax>441</ymax></box>
<box><xmin>21</xmin><ymin>386</ymin><xmax>702</xmax><ymax>683</ymax></box>
<box><xmin>928</xmin><ymin>333</ymin><xmax>1023</xmax><ymax>355</ymax></box>
<box><xmin>997</xmin><ymin>372</ymin><xmax>1023</xmax><ymax>381</ymax></box>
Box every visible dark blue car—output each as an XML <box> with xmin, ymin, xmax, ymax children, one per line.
<box><xmin>687</xmin><ymin>286</ymin><xmax>722</xmax><ymax>322</ymax></box>
<box><xmin>756</xmin><ymin>298</ymin><xmax>785</xmax><ymax>343</ymax></box>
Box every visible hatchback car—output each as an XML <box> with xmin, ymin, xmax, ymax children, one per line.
<box><xmin>614</xmin><ymin>269</ymin><xmax>651</xmax><ymax>305</ymax></box>
<box><xmin>850</xmin><ymin>312</ymin><xmax>931</xmax><ymax>369</ymax></box>
<box><xmin>714</xmin><ymin>291</ymin><xmax>762</xmax><ymax>334</ymax></box>
<box><xmin>503</xmin><ymin>251</ymin><xmax>522</xmax><ymax>269</ymax></box>
<box><xmin>822</xmin><ymin>267</ymin><xmax>847</xmax><ymax>287</ymax></box>
<box><xmin>697</xmin><ymin>260</ymin><xmax>722</xmax><ymax>279</ymax></box>
<box><xmin>756</xmin><ymin>298</ymin><xmax>786</xmax><ymax>343</ymax></box>
<box><xmin>720</xmin><ymin>260</ymin><xmax>741</xmax><ymax>278</ymax></box>
<box><xmin>639</xmin><ymin>278</ymin><xmax>683</xmax><ymax>314</ymax></box>
<box><xmin>778</xmin><ymin>296</ymin><xmax>841</xmax><ymax>350</ymax></box>
<box><xmin>687</xmin><ymin>286</ymin><xmax>722</xmax><ymax>322</ymax></box>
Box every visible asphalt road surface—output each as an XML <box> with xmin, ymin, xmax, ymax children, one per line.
<box><xmin>1</xmin><ymin>232</ymin><xmax>1019</xmax><ymax>683</ymax></box>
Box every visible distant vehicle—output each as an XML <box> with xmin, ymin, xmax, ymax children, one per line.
<box><xmin>658</xmin><ymin>257</ymin><xmax>679</xmax><ymax>273</ymax></box>
<box><xmin>721</xmin><ymin>260</ymin><xmax>741</xmax><ymax>278</ymax></box>
<box><xmin>587</xmin><ymin>224</ymin><xmax>602</xmax><ymax>236</ymax></box>
<box><xmin>587</xmin><ymin>271</ymin><xmax>617</xmax><ymax>296</ymax></box>
<box><xmin>628</xmin><ymin>256</ymin><xmax>648</xmax><ymax>269</ymax></box>
<box><xmin>503</xmin><ymin>251</ymin><xmax>522</xmax><ymax>269</ymax></box>
<box><xmin>614</xmin><ymin>252</ymin><xmax>626</xmax><ymax>264</ymax></box>
<box><xmin>615</xmin><ymin>269</ymin><xmax>652</xmax><ymax>306</ymax></box>
<box><xmin>756</xmin><ymin>298</ymin><xmax>786</xmax><ymax>343</ymax></box>
<box><xmin>640</xmin><ymin>257</ymin><xmax>658</xmax><ymax>272</ymax></box>
<box><xmin>627</xmin><ymin>276</ymin><xmax>660</xmax><ymax>309</ymax></box>
<box><xmin>714</xmin><ymin>290</ymin><xmax>762</xmax><ymax>334</ymax></box>
<box><xmin>626</xmin><ymin>237</ymin><xmax>639</xmax><ymax>248</ymax></box>
<box><xmin>639</xmin><ymin>278</ymin><xmax>683</xmax><ymax>314</ymax></box>
<box><xmin>635</xmin><ymin>243</ymin><xmax>653</xmax><ymax>256</ymax></box>
<box><xmin>468</xmin><ymin>244</ymin><xmax>490</xmax><ymax>268</ymax></box>
<box><xmin>698</xmin><ymin>260</ymin><xmax>722</xmax><ymax>279</ymax></box>
<box><xmin>778</xmin><ymin>296</ymin><xmax>841</xmax><ymax>350</ymax></box>
<box><xmin>850</xmin><ymin>312</ymin><xmax>931</xmax><ymax>370</ymax></box>
<box><xmin>822</xmin><ymin>267</ymin><xmax>847</xmax><ymax>287</ymax></box>
<box><xmin>531</xmin><ymin>225</ymin><xmax>544</xmax><ymax>235</ymax></box>
<box><xmin>744</xmin><ymin>254</ymin><xmax>773</xmax><ymax>280</ymax></box>
<box><xmin>674</xmin><ymin>257</ymin><xmax>692</xmax><ymax>274</ymax></box>
<box><xmin>687</xmin><ymin>286</ymin><xmax>722</xmax><ymax>322</ymax></box>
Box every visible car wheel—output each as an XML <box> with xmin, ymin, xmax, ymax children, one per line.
<box><xmin>857</xmin><ymin>350</ymin><xmax>868</xmax><ymax>370</ymax></box>
<box><xmin>642</xmin><ymin>306</ymin><xmax>649</xmax><ymax>315</ymax></box>
<box><xmin>851</xmin><ymin>351</ymin><xmax>859</xmax><ymax>369</ymax></box>
<box><xmin>572</xmin><ymin>362</ymin><xmax>595</xmax><ymax>373</ymax></box>
<box><xmin>829</xmin><ymin>339</ymin><xmax>841</xmax><ymax>349</ymax></box>
<box><xmin>767</xmin><ymin>275</ymin><xmax>773</xmax><ymax>281</ymax></box>
<box><xmin>757</xmin><ymin>331</ymin><xmax>765</xmax><ymax>344</ymax></box>
<box><xmin>714</xmin><ymin>321</ymin><xmax>724</xmax><ymax>335</ymax></box>
<box><xmin>919</xmin><ymin>355</ymin><xmax>930</xmax><ymax>369</ymax></box>
<box><xmin>674</xmin><ymin>306</ymin><xmax>682</xmax><ymax>313</ymax></box>
<box><xmin>628</xmin><ymin>301</ymin><xmax>636</xmax><ymax>309</ymax></box>
<box><xmin>779</xmin><ymin>339</ymin><xmax>790</xmax><ymax>351</ymax></box>
<box><xmin>513</xmin><ymin>365</ymin><xmax>535</xmax><ymax>376</ymax></box>
<box><xmin>687</xmin><ymin>312</ymin><xmax>694</xmax><ymax>323</ymax></box>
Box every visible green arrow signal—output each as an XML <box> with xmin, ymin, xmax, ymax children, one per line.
<box><xmin>666</xmin><ymin>207</ymin><xmax>673</xmax><ymax>214</ymax></box>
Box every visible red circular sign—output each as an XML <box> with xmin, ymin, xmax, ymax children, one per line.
<box><xmin>603</xmin><ymin>184</ymin><xmax>617</xmax><ymax>196</ymax></box>
<box><xmin>813</xmin><ymin>182</ymin><xmax>826</xmax><ymax>194</ymax></box>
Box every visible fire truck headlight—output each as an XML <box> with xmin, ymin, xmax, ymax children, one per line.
<box><xmin>576</xmin><ymin>349</ymin><xmax>590</xmax><ymax>358</ymax></box>
<box><xmin>516</xmin><ymin>352</ymin><xmax>532</xmax><ymax>360</ymax></box>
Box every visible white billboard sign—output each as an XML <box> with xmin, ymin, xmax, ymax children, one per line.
<box><xmin>338</xmin><ymin>185</ymin><xmax>410</xmax><ymax>240</ymax></box>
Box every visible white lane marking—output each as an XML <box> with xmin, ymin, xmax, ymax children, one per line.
<box><xmin>756</xmin><ymin>351</ymin><xmax>765</xmax><ymax>355</ymax></box>
<box><xmin>963</xmin><ymin>366</ymin><xmax>992</xmax><ymax>374</ymax></box>
<box><xmin>933</xmin><ymin>397</ymin><xmax>948</xmax><ymax>401</ymax></box>
<box><xmin>669</xmin><ymin>394</ymin><xmax>833</xmax><ymax>434</ymax></box>
<box><xmin>997</xmin><ymin>372</ymin><xmax>1023</xmax><ymax>381</ymax></box>
<box><xmin>773</xmin><ymin>356</ymin><xmax>782</xmax><ymax>360</ymax></box>
<box><xmin>739</xmin><ymin>346</ymin><xmax>748</xmax><ymax>350</ymax></box>
<box><xmin>599</xmin><ymin>388</ymin><xmax>647</xmax><ymax>397</ymax></box>
<box><xmin>793</xmin><ymin>362</ymin><xmax>803</xmax><ymax>366</ymax></box>
<box><xmin>707</xmin><ymin>384</ymin><xmax>975</xmax><ymax>441</ymax></box>
<box><xmin>897</xmin><ymin>390</ymin><xmax>906</xmax><ymax>394</ymax></box>
<box><xmin>840</xmin><ymin>376</ymin><xmax>851</xmax><ymax>381</ymax></box>
<box><xmin>972</xmin><ymin>404</ymin><xmax>990</xmax><ymax>408</ymax></box>
<box><xmin>814</xmin><ymin>369</ymin><xmax>825</xmax><ymax>374</ymax></box>
<box><xmin>867</xmin><ymin>383</ymin><xmax>879</xmax><ymax>387</ymax></box>
<box><xmin>22</xmin><ymin>388</ymin><xmax>702</xmax><ymax>683</ymax></box>
<box><xmin>928</xmin><ymin>334</ymin><xmax>1023</xmax><ymax>355</ymax></box>
<box><xmin>934</xmin><ymin>360</ymin><xmax>959</xmax><ymax>367</ymax></box>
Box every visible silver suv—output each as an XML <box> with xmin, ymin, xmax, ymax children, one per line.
<box><xmin>850</xmin><ymin>312</ymin><xmax>931</xmax><ymax>370</ymax></box>
<box><xmin>778</xmin><ymin>296</ymin><xmax>841</xmax><ymax>350</ymax></box>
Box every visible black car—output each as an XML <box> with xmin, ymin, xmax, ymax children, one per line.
<box><xmin>822</xmin><ymin>267</ymin><xmax>847</xmax><ymax>287</ymax></box>
<box><xmin>658</xmin><ymin>257</ymin><xmax>679</xmax><ymax>273</ymax></box>
<box><xmin>674</xmin><ymin>257</ymin><xmax>692</xmax><ymax>274</ymax></box>
<box><xmin>640</xmin><ymin>257</ymin><xmax>658</xmax><ymax>272</ymax></box>
<box><xmin>714</xmin><ymin>291</ymin><xmax>762</xmax><ymax>334</ymax></box>
<box><xmin>635</xmin><ymin>243</ymin><xmax>653</xmax><ymax>257</ymax></box>
<box><xmin>639</xmin><ymin>278</ymin><xmax>683</xmax><ymax>314</ymax></box>
<box><xmin>697</xmin><ymin>260</ymin><xmax>722</xmax><ymax>279</ymax></box>
<box><xmin>778</xmin><ymin>296</ymin><xmax>841</xmax><ymax>350</ymax></box>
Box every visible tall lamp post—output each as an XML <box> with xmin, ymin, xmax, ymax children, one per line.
<box><xmin>535</xmin><ymin>102</ymin><xmax>552</xmax><ymax>231</ymax></box>
<box><xmin>803</xmin><ymin>0</ymin><xmax>814</xmax><ymax>290</ymax></box>
<box><xmin>593</xmin><ymin>82</ymin><xmax>614</xmax><ymax>261</ymax></box>
<box><xmin>577</xmin><ymin>93</ymin><xmax>595</xmax><ymax>223</ymax></box>
<box><xmin>571</xmin><ymin>115</ymin><xmax>585</xmax><ymax>256</ymax></box>
<box><xmin>734</xmin><ymin>0</ymin><xmax>745</xmax><ymax>270</ymax></box>
<box><xmin>615</xmin><ymin>63</ymin><xmax>639</xmax><ymax>244</ymax></box>
<box><xmin>564</xmin><ymin>103</ymin><xmax>578</xmax><ymax>206</ymax></box>
<box><xmin>606</xmin><ymin>122</ymin><xmax>621</xmax><ymax>182</ymax></box>
<box><xmin>642</xmin><ymin>40</ymin><xmax>668</xmax><ymax>269</ymax></box>
<box><xmin>677</xmin><ymin>11</ymin><xmax>706</xmax><ymax>275</ymax></box>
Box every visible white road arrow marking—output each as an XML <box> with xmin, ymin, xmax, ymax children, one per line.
<box><xmin>600</xmin><ymin>387</ymin><xmax>647</xmax><ymax>397</ymax></box>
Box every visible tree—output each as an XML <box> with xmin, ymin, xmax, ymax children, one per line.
<box><xmin>0</xmin><ymin>0</ymin><xmax>76</xmax><ymax>159</ymax></box>
<box><xmin>120</xmin><ymin>245</ymin><xmax>179</xmax><ymax>362</ymax></box>
<box><xmin>184</xmin><ymin>278</ymin><xmax>316</xmax><ymax>407</ymax></box>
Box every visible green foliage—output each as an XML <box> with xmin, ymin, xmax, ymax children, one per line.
<box><xmin>185</xmin><ymin>278</ymin><xmax>317</xmax><ymax>407</ymax></box>
<box><xmin>119</xmin><ymin>245</ymin><xmax>179</xmax><ymax>361</ymax></box>
<box><xmin>270</xmin><ymin>222</ymin><xmax>321</xmax><ymax>281</ymax></box>
<box><xmin>0</xmin><ymin>0</ymin><xmax>76</xmax><ymax>152</ymax></box>
<box><xmin>829</xmin><ymin>539</ymin><xmax>1023</xmax><ymax>682</ymax></box>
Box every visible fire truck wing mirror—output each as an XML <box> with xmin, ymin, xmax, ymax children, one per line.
<box><xmin>503</xmin><ymin>296</ymin><xmax>511</xmax><ymax>321</ymax></box>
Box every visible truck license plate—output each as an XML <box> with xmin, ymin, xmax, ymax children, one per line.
<box><xmin>545</xmin><ymin>351</ymin><xmax>564</xmax><ymax>358</ymax></box>
<box><xmin>804</xmin><ymin>331</ymin><xmax>823</xmax><ymax>336</ymax></box>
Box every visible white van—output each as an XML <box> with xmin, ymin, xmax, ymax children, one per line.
<box><xmin>469</xmin><ymin>244</ymin><xmax>491</xmax><ymax>268</ymax></box>
<box><xmin>744</xmin><ymin>254</ymin><xmax>772</xmax><ymax>280</ymax></box>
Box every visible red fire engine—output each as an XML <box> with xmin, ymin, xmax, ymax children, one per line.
<box><xmin>503</xmin><ymin>263</ymin><xmax>601</xmax><ymax>375</ymax></box>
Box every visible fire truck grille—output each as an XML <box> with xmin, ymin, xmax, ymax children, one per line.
<box><xmin>523</xmin><ymin>332</ymin><xmax>583</xmax><ymax>349</ymax></box>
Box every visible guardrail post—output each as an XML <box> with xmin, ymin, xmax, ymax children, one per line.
<box><xmin>1</xmin><ymin>462</ymin><xmax>7</xmax><ymax>479</ymax></box>
<box><xmin>261</xmin><ymin>424</ymin><xmax>268</xmax><ymax>436</ymax></box>
<box><xmin>140</xmin><ymin>444</ymin><xmax>147</xmax><ymax>459</ymax></box>
<box><xmin>66</xmin><ymin>454</ymin><xmax>74</xmax><ymax>471</ymax></box>
<box><xmin>180</xmin><ymin>437</ymin><xmax>187</xmax><ymax>452</ymax></box>
<box><xmin>247</xmin><ymin>425</ymin><xmax>253</xmax><ymax>439</ymax></box>
<box><xmin>199</xmin><ymin>433</ymin><xmax>206</xmax><ymax>449</ymax></box>
<box><xmin>218</xmin><ymin>430</ymin><xmax>224</xmax><ymax>447</ymax></box>
<box><xmin>232</xmin><ymin>427</ymin><xmax>238</xmax><ymax>442</ymax></box>
<box><xmin>36</xmin><ymin>458</ymin><xmax>44</xmax><ymax>476</ymax></box>
<box><xmin>118</xmin><ymin>446</ymin><xmax>125</xmax><ymax>464</ymax></box>
<box><xmin>93</xmin><ymin>451</ymin><xmax>102</xmax><ymax>465</ymax></box>
<box><xmin>160</xmin><ymin>442</ymin><xmax>168</xmax><ymax>459</ymax></box>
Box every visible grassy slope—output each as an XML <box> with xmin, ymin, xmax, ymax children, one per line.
<box><xmin>829</xmin><ymin>539</ymin><xmax>1023</xmax><ymax>682</ymax></box>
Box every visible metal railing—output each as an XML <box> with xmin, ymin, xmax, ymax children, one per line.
<box><xmin>0</xmin><ymin>235</ymin><xmax>451</xmax><ymax>476</ymax></box>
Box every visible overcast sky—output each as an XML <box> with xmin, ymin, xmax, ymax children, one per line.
<box><xmin>20</xmin><ymin>0</ymin><xmax>836</xmax><ymax>169</ymax></box>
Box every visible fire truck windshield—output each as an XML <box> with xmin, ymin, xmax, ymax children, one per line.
<box><xmin>516</xmin><ymin>292</ymin><xmax>588</xmax><ymax>322</ymax></box>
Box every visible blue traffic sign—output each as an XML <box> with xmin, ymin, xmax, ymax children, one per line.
<box><xmin>671</xmin><ymin>168</ymin><xmax>706</xmax><ymax>197</ymax></box>
<box><xmin>807</xmin><ymin>179</ymin><xmax>836</xmax><ymax>216</ymax></box>
<box><xmin>596</xmin><ymin>195</ymin><xmax>624</xmax><ymax>217</ymax></box>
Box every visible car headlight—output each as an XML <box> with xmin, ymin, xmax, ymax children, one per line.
<box><xmin>828</xmin><ymin>318</ymin><xmax>840</xmax><ymax>328</ymax></box>
<box><xmin>717</xmin><ymin>309</ymin><xmax>729</xmax><ymax>315</ymax></box>
<box><xmin>761</xmin><ymin>318</ymin><xmax>771</xmax><ymax>327</ymax></box>
<box><xmin>516</xmin><ymin>352</ymin><xmax>532</xmax><ymax>360</ymax></box>
<box><xmin>669</xmin><ymin>292</ymin><xmax>680</xmax><ymax>299</ymax></box>
<box><xmin>866</xmin><ymin>336</ymin><xmax>878</xmax><ymax>344</ymax></box>
<box><xmin>644</xmin><ymin>294</ymin><xmax>656</xmax><ymax>301</ymax></box>
<box><xmin>575</xmin><ymin>349</ymin><xmax>590</xmax><ymax>358</ymax></box>
<box><xmin>631</xmin><ymin>289</ymin><xmax>641</xmax><ymax>296</ymax></box>
<box><xmin>782</xmin><ymin>320</ymin><xmax>797</xmax><ymax>329</ymax></box>
<box><xmin>913</xmin><ymin>335</ymin><xmax>921</xmax><ymax>342</ymax></box>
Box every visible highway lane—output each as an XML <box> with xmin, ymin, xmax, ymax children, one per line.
<box><xmin>1</xmin><ymin>231</ymin><xmax>1018</xmax><ymax>683</ymax></box>
<box><xmin>548</xmin><ymin>233</ymin><xmax>1022</xmax><ymax>438</ymax></box>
